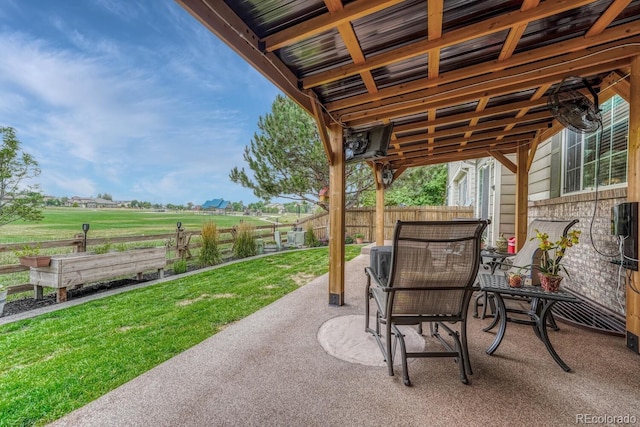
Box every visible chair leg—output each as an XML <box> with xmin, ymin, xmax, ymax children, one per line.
<box><xmin>385</xmin><ymin>321</ymin><xmax>395</xmax><ymax>377</ymax></box>
<box><xmin>460</xmin><ymin>319</ymin><xmax>473</xmax><ymax>377</ymax></box>
<box><xmin>435</xmin><ymin>322</ymin><xmax>470</xmax><ymax>385</ymax></box>
<box><xmin>393</xmin><ymin>324</ymin><xmax>412</xmax><ymax>386</ymax></box>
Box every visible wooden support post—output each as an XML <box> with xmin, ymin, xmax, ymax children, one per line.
<box><xmin>375</xmin><ymin>163</ymin><xmax>386</xmax><ymax>246</ymax></box>
<box><xmin>515</xmin><ymin>144</ymin><xmax>529</xmax><ymax>251</ymax></box>
<box><xmin>627</xmin><ymin>56</ymin><xmax>640</xmax><ymax>350</ymax></box>
<box><xmin>57</xmin><ymin>288</ymin><xmax>67</xmax><ymax>303</ymax></box>
<box><xmin>328</xmin><ymin>124</ymin><xmax>346</xmax><ymax>306</ymax></box>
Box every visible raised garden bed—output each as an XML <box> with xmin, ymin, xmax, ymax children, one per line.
<box><xmin>28</xmin><ymin>247</ymin><xmax>166</xmax><ymax>303</ymax></box>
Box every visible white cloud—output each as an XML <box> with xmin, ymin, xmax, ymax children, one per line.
<box><xmin>0</xmin><ymin>0</ymin><xmax>279</xmax><ymax>205</ymax></box>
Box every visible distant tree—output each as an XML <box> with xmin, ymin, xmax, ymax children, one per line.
<box><xmin>361</xmin><ymin>164</ymin><xmax>448</xmax><ymax>207</ymax></box>
<box><xmin>248</xmin><ymin>201</ymin><xmax>265</xmax><ymax>212</ymax></box>
<box><xmin>229</xmin><ymin>95</ymin><xmax>373</xmax><ymax>211</ymax></box>
<box><xmin>0</xmin><ymin>127</ymin><xmax>44</xmax><ymax>227</ymax></box>
<box><xmin>187</xmin><ymin>202</ymin><xmax>194</xmax><ymax>210</ymax></box>
<box><xmin>98</xmin><ymin>193</ymin><xmax>113</xmax><ymax>201</ymax></box>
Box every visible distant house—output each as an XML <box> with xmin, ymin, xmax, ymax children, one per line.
<box><xmin>66</xmin><ymin>196</ymin><xmax>118</xmax><ymax>208</ymax></box>
<box><xmin>265</xmin><ymin>203</ymin><xmax>285</xmax><ymax>214</ymax></box>
<box><xmin>201</xmin><ymin>198</ymin><xmax>231</xmax><ymax>214</ymax></box>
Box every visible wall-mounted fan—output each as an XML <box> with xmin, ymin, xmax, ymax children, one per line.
<box><xmin>381</xmin><ymin>163</ymin><xmax>394</xmax><ymax>188</ymax></box>
<box><xmin>548</xmin><ymin>76</ymin><xmax>602</xmax><ymax>134</ymax></box>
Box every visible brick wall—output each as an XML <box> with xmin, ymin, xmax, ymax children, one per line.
<box><xmin>528</xmin><ymin>187</ymin><xmax>628</xmax><ymax>315</ymax></box>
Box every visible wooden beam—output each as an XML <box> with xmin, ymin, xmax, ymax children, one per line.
<box><xmin>263</xmin><ymin>0</ymin><xmax>405</xmax><ymax>51</ymax></box>
<box><xmin>585</xmin><ymin>0</ymin><xmax>632</xmax><ymax>38</ymax></box>
<box><xmin>328</xmin><ymin>124</ymin><xmax>346</xmax><ymax>306</ymax></box>
<box><xmin>393</xmin><ymin>97</ymin><xmax>549</xmax><ymax>134</ymax></box>
<box><xmin>374</xmin><ymin>162</ymin><xmax>386</xmax><ymax>246</ymax></box>
<box><xmin>499</xmin><ymin>0</ymin><xmax>540</xmax><ymax>60</ymax></box>
<box><xmin>395</xmin><ymin>146</ymin><xmax>520</xmax><ymax>168</ymax></box>
<box><xmin>387</xmin><ymin>134</ymin><xmax>532</xmax><ymax>162</ymax></box>
<box><xmin>337</xmin><ymin>39</ymin><xmax>640</xmax><ymax>122</ymax></box>
<box><xmin>324</xmin><ymin>21</ymin><xmax>640</xmax><ymax>111</ymax></box>
<box><xmin>416</xmin><ymin>110</ymin><xmax>552</xmax><ymax>141</ymax></box>
<box><xmin>342</xmin><ymin>58</ymin><xmax>630</xmax><ymax>127</ymax></box>
<box><xmin>602</xmin><ymin>70</ymin><xmax>631</xmax><ymax>102</ymax></box>
<box><xmin>627</xmin><ymin>55</ymin><xmax>640</xmax><ymax>345</ymax></box>
<box><xmin>491</xmin><ymin>150</ymin><xmax>517</xmax><ymax>174</ymax></box>
<box><xmin>324</xmin><ymin>0</ymin><xmax>379</xmax><ymax>94</ymax></box>
<box><xmin>427</xmin><ymin>0</ymin><xmax>443</xmax><ymax>79</ymax></box>
<box><xmin>303</xmin><ymin>0</ymin><xmax>599</xmax><ymax>88</ymax></box>
<box><xmin>395</xmin><ymin>122</ymin><xmax>545</xmax><ymax>149</ymax></box>
<box><xmin>393</xmin><ymin>116</ymin><xmax>552</xmax><ymax>147</ymax></box>
<box><xmin>526</xmin><ymin>130</ymin><xmax>542</xmax><ymax>173</ymax></box>
<box><xmin>309</xmin><ymin>92</ymin><xmax>334</xmax><ymax>165</ymax></box>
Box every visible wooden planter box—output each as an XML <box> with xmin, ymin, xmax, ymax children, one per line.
<box><xmin>19</xmin><ymin>256</ymin><xmax>51</xmax><ymax>268</ymax></box>
<box><xmin>29</xmin><ymin>247</ymin><xmax>166</xmax><ymax>303</ymax></box>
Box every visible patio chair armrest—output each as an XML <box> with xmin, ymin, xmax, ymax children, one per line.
<box><xmin>365</xmin><ymin>266</ymin><xmax>387</xmax><ymax>288</ymax></box>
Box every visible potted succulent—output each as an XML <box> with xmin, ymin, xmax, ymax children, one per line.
<box><xmin>532</xmin><ymin>228</ymin><xmax>581</xmax><ymax>292</ymax></box>
<box><xmin>14</xmin><ymin>244</ymin><xmax>51</xmax><ymax>268</ymax></box>
<box><xmin>507</xmin><ymin>267</ymin><xmax>526</xmax><ymax>288</ymax></box>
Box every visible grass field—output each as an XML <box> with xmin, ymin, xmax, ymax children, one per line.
<box><xmin>0</xmin><ymin>246</ymin><xmax>362</xmax><ymax>426</ymax></box>
<box><xmin>0</xmin><ymin>207</ymin><xmax>309</xmax><ymax>292</ymax></box>
<box><xmin>0</xmin><ymin>207</ymin><xmax>275</xmax><ymax>243</ymax></box>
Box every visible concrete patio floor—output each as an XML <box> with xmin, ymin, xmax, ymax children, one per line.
<box><xmin>48</xmin><ymin>253</ymin><xmax>639</xmax><ymax>426</ymax></box>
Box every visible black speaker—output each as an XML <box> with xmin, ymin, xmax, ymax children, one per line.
<box><xmin>344</xmin><ymin>124</ymin><xmax>393</xmax><ymax>163</ymax></box>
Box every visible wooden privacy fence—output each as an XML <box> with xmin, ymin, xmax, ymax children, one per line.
<box><xmin>296</xmin><ymin>206</ymin><xmax>475</xmax><ymax>242</ymax></box>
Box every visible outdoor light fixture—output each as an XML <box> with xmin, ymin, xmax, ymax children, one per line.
<box><xmin>82</xmin><ymin>223</ymin><xmax>90</xmax><ymax>251</ymax></box>
<box><xmin>176</xmin><ymin>221</ymin><xmax>182</xmax><ymax>230</ymax></box>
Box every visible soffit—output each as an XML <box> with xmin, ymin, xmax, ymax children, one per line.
<box><xmin>176</xmin><ymin>0</ymin><xmax>640</xmax><ymax>169</ymax></box>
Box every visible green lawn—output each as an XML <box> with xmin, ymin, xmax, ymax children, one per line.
<box><xmin>0</xmin><ymin>246</ymin><xmax>362</xmax><ymax>427</ymax></box>
<box><xmin>0</xmin><ymin>207</ymin><xmax>271</xmax><ymax>243</ymax></box>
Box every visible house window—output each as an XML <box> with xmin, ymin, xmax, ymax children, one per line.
<box><xmin>457</xmin><ymin>174</ymin><xmax>468</xmax><ymax>206</ymax></box>
<box><xmin>562</xmin><ymin>95</ymin><xmax>628</xmax><ymax>194</ymax></box>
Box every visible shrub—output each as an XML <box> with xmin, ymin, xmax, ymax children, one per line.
<box><xmin>233</xmin><ymin>222</ymin><xmax>257</xmax><ymax>259</ymax></box>
<box><xmin>172</xmin><ymin>259</ymin><xmax>188</xmax><ymax>274</ymax></box>
<box><xmin>199</xmin><ymin>221</ymin><xmax>221</xmax><ymax>266</ymax></box>
<box><xmin>305</xmin><ymin>225</ymin><xmax>319</xmax><ymax>247</ymax></box>
<box><xmin>114</xmin><ymin>243</ymin><xmax>129</xmax><ymax>252</ymax></box>
<box><xmin>345</xmin><ymin>235</ymin><xmax>354</xmax><ymax>244</ymax></box>
<box><xmin>13</xmin><ymin>243</ymin><xmax>41</xmax><ymax>258</ymax></box>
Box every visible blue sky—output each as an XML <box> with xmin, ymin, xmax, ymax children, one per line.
<box><xmin>0</xmin><ymin>0</ymin><xmax>281</xmax><ymax>206</ymax></box>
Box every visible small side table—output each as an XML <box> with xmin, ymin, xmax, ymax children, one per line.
<box><xmin>478</xmin><ymin>274</ymin><xmax>579</xmax><ymax>371</ymax></box>
<box><xmin>480</xmin><ymin>250</ymin><xmax>513</xmax><ymax>274</ymax></box>
<box><xmin>473</xmin><ymin>251</ymin><xmax>515</xmax><ymax>319</ymax></box>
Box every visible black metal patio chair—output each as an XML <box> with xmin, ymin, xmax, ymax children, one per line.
<box><xmin>365</xmin><ymin>219</ymin><xmax>488</xmax><ymax>386</ymax></box>
<box><xmin>473</xmin><ymin>219</ymin><xmax>579</xmax><ymax>319</ymax></box>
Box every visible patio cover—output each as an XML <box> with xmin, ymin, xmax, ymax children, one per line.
<box><xmin>174</xmin><ymin>1</ymin><xmax>640</xmax><ymax>341</ymax></box>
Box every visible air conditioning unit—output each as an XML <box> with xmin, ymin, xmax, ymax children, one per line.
<box><xmin>369</xmin><ymin>246</ymin><xmax>392</xmax><ymax>284</ymax></box>
<box><xmin>287</xmin><ymin>230</ymin><xmax>306</xmax><ymax>247</ymax></box>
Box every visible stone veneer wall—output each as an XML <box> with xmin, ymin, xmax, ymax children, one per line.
<box><xmin>528</xmin><ymin>187</ymin><xmax>628</xmax><ymax>316</ymax></box>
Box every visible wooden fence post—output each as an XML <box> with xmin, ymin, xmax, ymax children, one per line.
<box><xmin>73</xmin><ymin>234</ymin><xmax>84</xmax><ymax>253</ymax></box>
<box><xmin>176</xmin><ymin>224</ymin><xmax>185</xmax><ymax>260</ymax></box>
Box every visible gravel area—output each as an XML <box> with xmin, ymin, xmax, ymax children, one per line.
<box><xmin>1</xmin><ymin>266</ymin><xmax>200</xmax><ymax>318</ymax></box>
